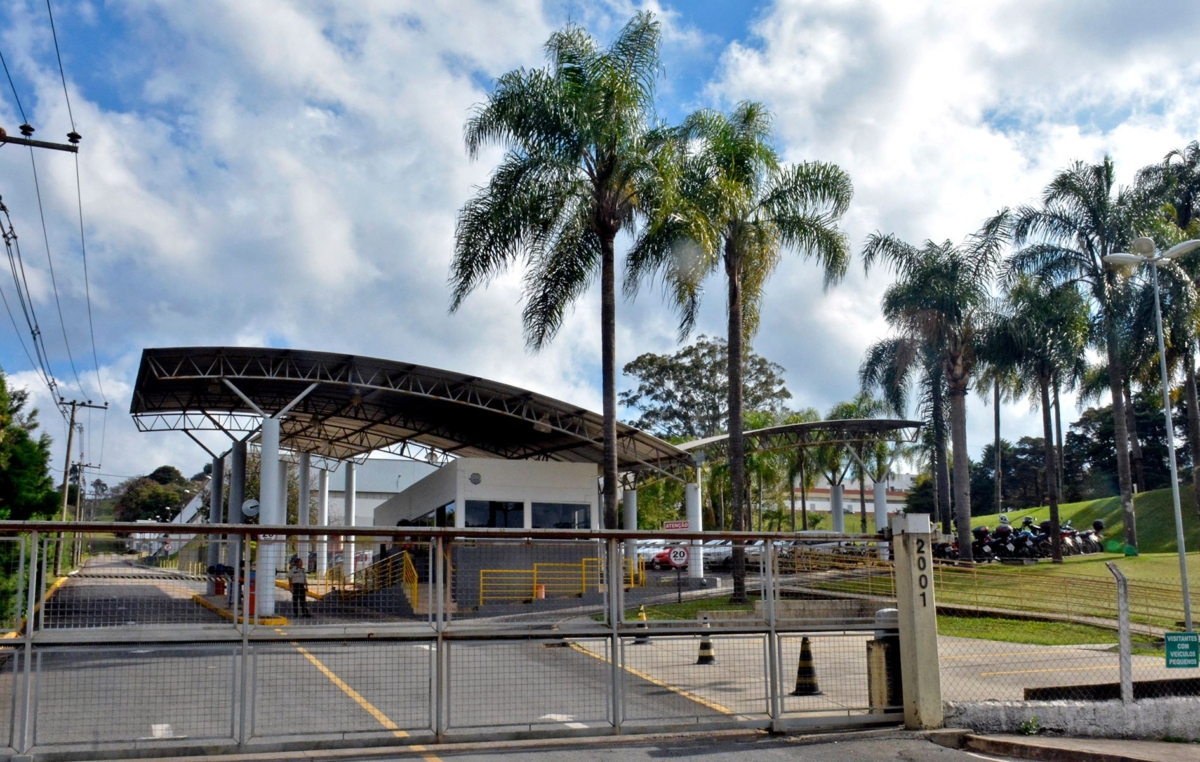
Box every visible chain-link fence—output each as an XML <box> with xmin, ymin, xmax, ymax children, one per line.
<box><xmin>0</xmin><ymin>525</ymin><xmax>903</xmax><ymax>757</ymax></box>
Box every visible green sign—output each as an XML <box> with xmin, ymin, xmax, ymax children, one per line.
<box><xmin>1165</xmin><ymin>632</ymin><xmax>1199</xmax><ymax>669</ymax></box>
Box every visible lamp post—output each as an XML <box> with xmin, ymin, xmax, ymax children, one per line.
<box><xmin>1104</xmin><ymin>236</ymin><xmax>1200</xmax><ymax>632</ymax></box>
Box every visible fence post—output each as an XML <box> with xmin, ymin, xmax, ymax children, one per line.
<box><xmin>1106</xmin><ymin>562</ymin><xmax>1133</xmax><ymax>705</ymax></box>
<box><xmin>607</xmin><ymin>537</ymin><xmax>623</xmax><ymax>731</ymax></box>
<box><xmin>765</xmin><ymin>542</ymin><xmax>781</xmax><ymax>727</ymax></box>
<box><xmin>890</xmin><ymin>513</ymin><xmax>943</xmax><ymax>729</ymax></box>
<box><xmin>18</xmin><ymin>532</ymin><xmax>39</xmax><ymax>753</ymax></box>
<box><xmin>435</xmin><ymin>536</ymin><xmax>446</xmax><ymax>741</ymax></box>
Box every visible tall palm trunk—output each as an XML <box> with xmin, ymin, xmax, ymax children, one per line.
<box><xmin>949</xmin><ymin>383</ymin><xmax>973</xmax><ymax>562</ymax></box>
<box><xmin>600</xmin><ymin>234</ymin><xmax>619</xmax><ymax>530</ymax></box>
<box><xmin>931</xmin><ymin>379</ymin><xmax>952</xmax><ymax>535</ymax></box>
<box><xmin>726</xmin><ymin>242</ymin><xmax>747</xmax><ymax>603</ymax></box>
<box><xmin>800</xmin><ymin>452</ymin><xmax>809</xmax><ymax>531</ymax></box>
<box><xmin>1186</xmin><ymin>343</ymin><xmax>1200</xmax><ymax>524</ymax></box>
<box><xmin>1124</xmin><ymin>382</ymin><xmax>1146</xmax><ymax>493</ymax></box>
<box><xmin>994</xmin><ymin>379</ymin><xmax>1002</xmax><ymax>515</ymax></box>
<box><xmin>1041</xmin><ymin>377</ymin><xmax>1063</xmax><ymax>563</ymax></box>
<box><xmin>1054</xmin><ymin>384</ymin><xmax>1065</xmax><ymax>496</ymax></box>
<box><xmin>789</xmin><ymin>460</ymin><xmax>797</xmax><ymax>533</ymax></box>
<box><xmin>858</xmin><ymin>448</ymin><xmax>868</xmax><ymax>533</ymax></box>
<box><xmin>1105</xmin><ymin>314</ymin><xmax>1138</xmax><ymax>548</ymax></box>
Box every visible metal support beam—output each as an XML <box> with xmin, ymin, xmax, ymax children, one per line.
<box><xmin>207</xmin><ymin>454</ymin><xmax>224</xmax><ymax>594</ymax></box>
<box><xmin>343</xmin><ymin>462</ymin><xmax>356</xmax><ymax>580</ymax></box>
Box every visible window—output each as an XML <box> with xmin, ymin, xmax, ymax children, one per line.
<box><xmin>465</xmin><ymin>500</ymin><xmax>523</xmax><ymax>528</ymax></box>
<box><xmin>531</xmin><ymin>502</ymin><xmax>590</xmax><ymax>529</ymax></box>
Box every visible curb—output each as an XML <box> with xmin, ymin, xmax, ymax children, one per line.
<box><xmin>190</xmin><ymin>593</ymin><xmax>289</xmax><ymax>626</ymax></box>
<box><xmin>934</xmin><ymin>733</ymin><xmax>1183</xmax><ymax>762</ymax></box>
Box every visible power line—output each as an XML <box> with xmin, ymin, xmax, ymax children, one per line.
<box><xmin>0</xmin><ymin>45</ymin><xmax>28</xmax><ymax>127</ymax></box>
<box><xmin>25</xmin><ymin>147</ymin><xmax>86</xmax><ymax>398</ymax></box>
<box><xmin>43</xmin><ymin>0</ymin><xmax>76</xmax><ymax>136</ymax></box>
<box><xmin>72</xmin><ymin>153</ymin><xmax>104</xmax><ymax>402</ymax></box>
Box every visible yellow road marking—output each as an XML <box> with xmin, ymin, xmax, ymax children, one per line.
<box><xmin>979</xmin><ymin>665</ymin><xmax>1117</xmax><ymax>677</ymax></box>
<box><xmin>567</xmin><ymin>642</ymin><xmax>735</xmax><ymax>716</ymax></box>
<box><xmin>294</xmin><ymin>644</ymin><xmax>442</xmax><ymax>762</ymax></box>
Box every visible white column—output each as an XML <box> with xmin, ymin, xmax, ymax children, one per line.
<box><xmin>831</xmin><ymin>483</ymin><xmax>845</xmax><ymax>534</ymax></box>
<box><xmin>316</xmin><ymin>469</ymin><xmax>329</xmax><ymax>578</ymax></box>
<box><xmin>278</xmin><ymin>459</ymin><xmax>289</xmax><ymax>524</ymax></box>
<box><xmin>686</xmin><ymin>482</ymin><xmax>703</xmax><ymax>578</ymax></box>
<box><xmin>622</xmin><ymin>489</ymin><xmax>638</xmax><ymax>569</ymax></box>
<box><xmin>207</xmin><ymin>454</ymin><xmax>224</xmax><ymax>594</ymax></box>
<box><xmin>891</xmin><ymin>512</ymin><xmax>943</xmax><ymax>729</ymax></box>
<box><xmin>257</xmin><ymin>417</ymin><xmax>281</xmax><ymax>616</ymax></box>
<box><xmin>454</xmin><ymin>470</ymin><xmax>465</xmax><ymax>528</ymax></box>
<box><xmin>343</xmin><ymin>462</ymin><xmax>356</xmax><ymax>580</ymax></box>
<box><xmin>298</xmin><ymin>452</ymin><xmax>311</xmax><ymax>565</ymax></box>
<box><xmin>874</xmin><ymin>481</ymin><xmax>889</xmax><ymax>552</ymax></box>
<box><xmin>523</xmin><ymin>499</ymin><xmax>532</xmax><ymax>530</ymax></box>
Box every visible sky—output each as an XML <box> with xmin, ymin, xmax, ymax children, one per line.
<box><xmin>1</xmin><ymin>0</ymin><xmax>1199</xmax><ymax>487</ymax></box>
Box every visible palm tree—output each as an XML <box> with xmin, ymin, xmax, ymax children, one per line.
<box><xmin>450</xmin><ymin>13</ymin><xmax>664</xmax><ymax>529</ymax></box>
<box><xmin>988</xmin><ymin>158</ymin><xmax>1154</xmax><ymax>549</ymax></box>
<box><xmin>863</xmin><ymin>235</ymin><xmax>1000</xmax><ymax>561</ymax></box>
<box><xmin>979</xmin><ymin>277</ymin><xmax>1088</xmax><ymax>561</ymax></box>
<box><xmin>860</xmin><ymin>337</ymin><xmax>953</xmax><ymax>534</ymax></box>
<box><xmin>627</xmin><ymin>102</ymin><xmax>852</xmax><ymax>601</ymax></box>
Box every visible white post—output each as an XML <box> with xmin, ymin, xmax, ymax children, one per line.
<box><xmin>686</xmin><ymin>482</ymin><xmax>703</xmax><ymax>578</ymax></box>
<box><xmin>207</xmin><ymin>454</ymin><xmax>224</xmax><ymax>594</ymax></box>
<box><xmin>891</xmin><ymin>512</ymin><xmax>943</xmax><ymax>729</ymax></box>
<box><xmin>316</xmin><ymin>469</ymin><xmax>329</xmax><ymax>578</ymax></box>
<box><xmin>874</xmin><ymin>481</ymin><xmax>889</xmax><ymax>554</ymax></box>
<box><xmin>298</xmin><ymin>453</ymin><xmax>310</xmax><ymax>565</ymax></box>
<box><xmin>257</xmin><ymin>417</ymin><xmax>281</xmax><ymax>616</ymax></box>
<box><xmin>831</xmin><ymin>483</ymin><xmax>845</xmax><ymax>533</ymax></box>
<box><xmin>623</xmin><ymin>489</ymin><xmax>638</xmax><ymax>568</ymax></box>
<box><xmin>343</xmin><ymin>462</ymin><xmax>356</xmax><ymax>580</ymax></box>
<box><xmin>278</xmin><ymin>459</ymin><xmax>289</xmax><ymax>524</ymax></box>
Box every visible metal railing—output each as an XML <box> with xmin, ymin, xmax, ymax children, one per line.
<box><xmin>0</xmin><ymin>521</ymin><xmax>901</xmax><ymax>759</ymax></box>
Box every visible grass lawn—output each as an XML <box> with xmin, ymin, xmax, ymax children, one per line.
<box><xmin>937</xmin><ymin>614</ymin><xmax>1159</xmax><ymax>647</ymax></box>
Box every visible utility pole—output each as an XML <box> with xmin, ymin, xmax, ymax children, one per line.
<box><xmin>54</xmin><ymin>399</ymin><xmax>107</xmax><ymax>576</ymax></box>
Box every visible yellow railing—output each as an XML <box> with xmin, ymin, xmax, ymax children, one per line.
<box><xmin>478</xmin><ymin>556</ymin><xmax>605</xmax><ymax>606</ymax></box>
<box><xmin>624</xmin><ymin>557</ymin><xmax>645</xmax><ymax>587</ymax></box>
<box><xmin>401</xmin><ymin>550</ymin><xmax>419</xmax><ymax>607</ymax></box>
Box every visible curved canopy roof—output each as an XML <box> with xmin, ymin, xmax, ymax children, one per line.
<box><xmin>131</xmin><ymin>347</ymin><xmax>692</xmax><ymax>479</ymax></box>
<box><xmin>679</xmin><ymin>418</ymin><xmax>922</xmax><ymax>458</ymax></box>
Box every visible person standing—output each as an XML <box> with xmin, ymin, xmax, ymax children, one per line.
<box><xmin>288</xmin><ymin>558</ymin><xmax>311</xmax><ymax>617</ymax></box>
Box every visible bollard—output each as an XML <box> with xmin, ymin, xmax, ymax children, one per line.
<box><xmin>634</xmin><ymin>605</ymin><xmax>650</xmax><ymax>644</ymax></box>
<box><xmin>867</xmin><ymin>608</ymin><xmax>902</xmax><ymax>713</ymax></box>
<box><xmin>789</xmin><ymin>636</ymin><xmax>822</xmax><ymax>696</ymax></box>
<box><xmin>696</xmin><ymin>619</ymin><xmax>716</xmax><ymax>665</ymax></box>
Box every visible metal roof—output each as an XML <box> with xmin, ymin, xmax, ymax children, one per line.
<box><xmin>679</xmin><ymin>418</ymin><xmax>922</xmax><ymax>457</ymax></box>
<box><xmin>131</xmin><ymin>347</ymin><xmax>693</xmax><ymax>479</ymax></box>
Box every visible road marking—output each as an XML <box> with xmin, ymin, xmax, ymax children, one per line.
<box><xmin>294</xmin><ymin>644</ymin><xmax>442</xmax><ymax>762</ymax></box>
<box><xmin>567</xmin><ymin>643</ymin><xmax>735</xmax><ymax>716</ymax></box>
<box><xmin>979</xmin><ymin>665</ymin><xmax>1117</xmax><ymax>677</ymax></box>
<box><xmin>540</xmin><ymin>713</ymin><xmax>587</xmax><ymax>729</ymax></box>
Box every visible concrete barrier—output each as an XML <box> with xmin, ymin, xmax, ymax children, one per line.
<box><xmin>945</xmin><ymin>697</ymin><xmax>1200</xmax><ymax>741</ymax></box>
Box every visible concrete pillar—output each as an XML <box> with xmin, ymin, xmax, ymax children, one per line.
<box><xmin>890</xmin><ymin>512</ymin><xmax>943</xmax><ymax>729</ymax></box>
<box><xmin>343</xmin><ymin>462</ymin><xmax>356</xmax><ymax>580</ymax></box>
<box><xmin>522</xmin><ymin>499</ymin><xmax>532</xmax><ymax>530</ymax></box>
<box><xmin>874</xmin><ymin>481</ymin><xmax>889</xmax><ymax>554</ymax></box>
<box><xmin>278</xmin><ymin>459</ymin><xmax>289</xmax><ymax>523</ymax></box>
<box><xmin>298</xmin><ymin>452</ymin><xmax>311</xmax><ymax>564</ymax></box>
<box><xmin>227</xmin><ymin>441</ymin><xmax>246</xmax><ymax>607</ymax></box>
<box><xmin>257</xmin><ymin>417</ymin><xmax>281</xmax><ymax>616</ymax></box>
<box><xmin>622</xmin><ymin>489</ymin><xmax>638</xmax><ymax>571</ymax></box>
<box><xmin>454</xmin><ymin>468</ymin><xmax>465</xmax><ymax>529</ymax></box>
<box><xmin>316</xmin><ymin>469</ymin><xmax>329</xmax><ymax>578</ymax></box>
<box><xmin>831</xmin><ymin>483</ymin><xmax>845</xmax><ymax>533</ymax></box>
<box><xmin>207</xmin><ymin>454</ymin><xmax>224</xmax><ymax>594</ymax></box>
<box><xmin>685</xmin><ymin>482</ymin><xmax>703</xmax><ymax>578</ymax></box>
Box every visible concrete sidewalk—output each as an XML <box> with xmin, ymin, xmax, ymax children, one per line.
<box><xmin>932</xmin><ymin>730</ymin><xmax>1200</xmax><ymax>762</ymax></box>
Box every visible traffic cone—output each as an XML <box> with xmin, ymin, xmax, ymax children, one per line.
<box><xmin>634</xmin><ymin>605</ymin><xmax>650</xmax><ymax>644</ymax></box>
<box><xmin>790</xmin><ymin>636</ymin><xmax>822</xmax><ymax>696</ymax></box>
<box><xmin>696</xmin><ymin>620</ymin><xmax>716</xmax><ymax>665</ymax></box>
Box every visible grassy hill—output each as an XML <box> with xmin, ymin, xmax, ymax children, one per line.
<box><xmin>972</xmin><ymin>486</ymin><xmax>1200</xmax><ymax>555</ymax></box>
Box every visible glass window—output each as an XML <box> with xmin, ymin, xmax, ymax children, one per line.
<box><xmin>531</xmin><ymin>502</ymin><xmax>591</xmax><ymax>529</ymax></box>
<box><xmin>465</xmin><ymin>500</ymin><xmax>524</xmax><ymax>528</ymax></box>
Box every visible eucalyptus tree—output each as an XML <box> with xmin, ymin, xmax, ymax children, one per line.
<box><xmin>979</xmin><ymin>277</ymin><xmax>1088</xmax><ymax>561</ymax></box>
<box><xmin>863</xmin><ymin>235</ymin><xmax>1001</xmax><ymax>560</ymax></box>
<box><xmin>627</xmin><ymin>101</ymin><xmax>852</xmax><ymax>600</ymax></box>
<box><xmin>450</xmin><ymin>13</ymin><xmax>664</xmax><ymax>529</ymax></box>
<box><xmin>987</xmin><ymin>158</ymin><xmax>1153</xmax><ymax>549</ymax></box>
<box><xmin>860</xmin><ymin>337</ymin><xmax>952</xmax><ymax>534</ymax></box>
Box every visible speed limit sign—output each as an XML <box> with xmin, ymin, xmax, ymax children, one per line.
<box><xmin>668</xmin><ymin>546</ymin><xmax>689</xmax><ymax>567</ymax></box>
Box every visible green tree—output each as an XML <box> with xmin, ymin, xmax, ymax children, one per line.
<box><xmin>629</xmin><ymin>102</ymin><xmax>852</xmax><ymax>601</ymax></box>
<box><xmin>113</xmin><ymin>465</ymin><xmax>198</xmax><ymax>523</ymax></box>
<box><xmin>863</xmin><ymin>235</ymin><xmax>1000</xmax><ymax>560</ymax></box>
<box><xmin>0</xmin><ymin>372</ymin><xmax>58</xmax><ymax>521</ymax></box>
<box><xmin>450</xmin><ymin>12</ymin><xmax>665</xmax><ymax>529</ymax></box>
<box><xmin>989</xmin><ymin>157</ymin><xmax>1154</xmax><ymax>549</ymax></box>
<box><xmin>621</xmin><ymin>335</ymin><xmax>791</xmax><ymax>440</ymax></box>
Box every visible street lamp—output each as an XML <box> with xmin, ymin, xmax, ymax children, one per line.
<box><xmin>1104</xmin><ymin>236</ymin><xmax>1200</xmax><ymax>633</ymax></box>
